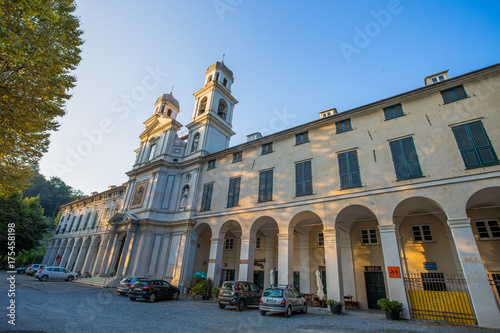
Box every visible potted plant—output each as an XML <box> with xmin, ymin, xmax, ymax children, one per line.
<box><xmin>326</xmin><ymin>299</ymin><xmax>344</xmax><ymax>315</ymax></box>
<box><xmin>377</xmin><ymin>298</ymin><xmax>404</xmax><ymax>320</ymax></box>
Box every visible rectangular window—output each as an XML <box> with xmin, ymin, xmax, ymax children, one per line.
<box><xmin>452</xmin><ymin>121</ymin><xmax>499</xmax><ymax>169</ymax></box>
<box><xmin>148</xmin><ymin>143</ymin><xmax>157</xmax><ymax>161</ymax></box>
<box><xmin>389</xmin><ymin>137</ymin><xmax>423</xmax><ymax>180</ymax></box>
<box><xmin>475</xmin><ymin>220</ymin><xmax>500</xmax><ymax>240</ymax></box>
<box><xmin>338</xmin><ymin>150</ymin><xmax>362</xmax><ymax>189</ymax></box>
<box><xmin>336</xmin><ymin>119</ymin><xmax>352</xmax><ymax>133</ymax></box>
<box><xmin>227</xmin><ymin>177</ymin><xmax>241</xmax><ymax>208</ymax></box>
<box><xmin>421</xmin><ymin>273</ymin><xmax>447</xmax><ymax>291</ymax></box>
<box><xmin>81</xmin><ymin>213</ymin><xmax>91</xmax><ymax>229</ymax></box>
<box><xmin>318</xmin><ymin>232</ymin><xmax>324</xmax><ymax>247</ymax></box>
<box><xmin>225</xmin><ymin>238</ymin><xmax>234</xmax><ymax>250</ymax></box>
<box><xmin>412</xmin><ymin>225</ymin><xmax>433</xmax><ymax>242</ymax></box>
<box><xmin>383</xmin><ymin>104</ymin><xmax>404</xmax><ymax>120</ymax></box>
<box><xmin>200</xmin><ymin>183</ymin><xmax>213</xmax><ymax>211</ymax></box>
<box><xmin>207</xmin><ymin>159</ymin><xmax>216</xmax><ymax>170</ymax></box>
<box><xmin>90</xmin><ymin>210</ymin><xmax>100</xmax><ymax>229</ymax></box>
<box><xmin>441</xmin><ymin>85</ymin><xmax>467</xmax><ymax>103</ymax></box>
<box><xmin>67</xmin><ymin>216</ymin><xmax>74</xmax><ymax>232</ymax></box>
<box><xmin>295</xmin><ymin>131</ymin><xmax>309</xmax><ymax>145</ymax></box>
<box><xmin>258</xmin><ymin>169</ymin><xmax>273</xmax><ymax>203</ymax></box>
<box><xmin>295</xmin><ymin>160</ymin><xmax>313</xmax><ymax>196</ymax></box>
<box><xmin>74</xmin><ymin>215</ymin><xmax>82</xmax><ymax>230</ymax></box>
<box><xmin>256</xmin><ymin>237</ymin><xmax>261</xmax><ymax>249</ymax></box>
<box><xmin>232</xmin><ymin>152</ymin><xmax>242</xmax><ymax>163</ymax></box>
<box><xmin>361</xmin><ymin>229</ymin><xmax>378</xmax><ymax>245</ymax></box>
<box><xmin>261</xmin><ymin>142</ymin><xmax>273</xmax><ymax>155</ymax></box>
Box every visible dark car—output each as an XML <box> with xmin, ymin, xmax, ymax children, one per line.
<box><xmin>218</xmin><ymin>281</ymin><xmax>262</xmax><ymax>311</ymax></box>
<box><xmin>128</xmin><ymin>279</ymin><xmax>180</xmax><ymax>303</ymax></box>
<box><xmin>117</xmin><ymin>277</ymin><xmax>146</xmax><ymax>296</ymax></box>
<box><xmin>16</xmin><ymin>266</ymin><xmax>27</xmax><ymax>274</ymax></box>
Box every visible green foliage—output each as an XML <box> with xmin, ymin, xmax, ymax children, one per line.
<box><xmin>326</xmin><ymin>299</ymin><xmax>344</xmax><ymax>306</ymax></box>
<box><xmin>212</xmin><ymin>286</ymin><xmax>220</xmax><ymax>298</ymax></box>
<box><xmin>16</xmin><ymin>245</ymin><xmax>47</xmax><ymax>267</ymax></box>
<box><xmin>188</xmin><ymin>276</ymin><xmax>205</xmax><ymax>289</ymax></box>
<box><xmin>0</xmin><ymin>192</ymin><xmax>49</xmax><ymax>260</ymax></box>
<box><xmin>191</xmin><ymin>277</ymin><xmax>214</xmax><ymax>296</ymax></box>
<box><xmin>377</xmin><ymin>298</ymin><xmax>404</xmax><ymax>312</ymax></box>
<box><xmin>0</xmin><ymin>0</ymin><xmax>84</xmax><ymax>195</ymax></box>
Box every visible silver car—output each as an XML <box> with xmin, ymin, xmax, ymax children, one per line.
<box><xmin>37</xmin><ymin>266</ymin><xmax>78</xmax><ymax>282</ymax></box>
<box><xmin>259</xmin><ymin>286</ymin><xmax>307</xmax><ymax>318</ymax></box>
<box><xmin>117</xmin><ymin>277</ymin><xmax>146</xmax><ymax>296</ymax></box>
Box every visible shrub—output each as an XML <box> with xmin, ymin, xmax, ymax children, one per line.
<box><xmin>377</xmin><ymin>298</ymin><xmax>404</xmax><ymax>312</ymax></box>
<box><xmin>326</xmin><ymin>299</ymin><xmax>344</xmax><ymax>306</ymax></box>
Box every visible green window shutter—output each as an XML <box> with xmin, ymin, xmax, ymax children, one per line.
<box><xmin>295</xmin><ymin>162</ymin><xmax>304</xmax><ymax>196</ymax></box>
<box><xmin>468</xmin><ymin>121</ymin><xmax>499</xmax><ymax>166</ymax></box>
<box><xmin>258</xmin><ymin>172</ymin><xmax>266</xmax><ymax>202</ymax></box>
<box><xmin>452</xmin><ymin>124</ymin><xmax>481</xmax><ymax>168</ymax></box>
<box><xmin>441</xmin><ymin>90</ymin><xmax>454</xmax><ymax>103</ymax></box>
<box><xmin>348</xmin><ymin>150</ymin><xmax>362</xmax><ymax>187</ymax></box>
<box><xmin>227</xmin><ymin>178</ymin><xmax>241</xmax><ymax>207</ymax></box>
<box><xmin>338</xmin><ymin>151</ymin><xmax>361</xmax><ymax>189</ymax></box>
<box><xmin>402</xmin><ymin>137</ymin><xmax>422</xmax><ymax>178</ymax></box>
<box><xmin>338</xmin><ymin>152</ymin><xmax>350</xmax><ymax>189</ymax></box>
<box><xmin>296</xmin><ymin>161</ymin><xmax>313</xmax><ymax>196</ymax></box>
<box><xmin>389</xmin><ymin>140</ymin><xmax>408</xmax><ymax>180</ymax></box>
<box><xmin>201</xmin><ymin>184</ymin><xmax>213</xmax><ymax>211</ymax></box>
<box><xmin>258</xmin><ymin>170</ymin><xmax>273</xmax><ymax>202</ymax></box>
<box><xmin>303</xmin><ymin>161</ymin><xmax>312</xmax><ymax>195</ymax></box>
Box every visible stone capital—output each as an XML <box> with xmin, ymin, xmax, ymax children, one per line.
<box><xmin>447</xmin><ymin>217</ymin><xmax>471</xmax><ymax>229</ymax></box>
<box><xmin>378</xmin><ymin>224</ymin><xmax>396</xmax><ymax>233</ymax></box>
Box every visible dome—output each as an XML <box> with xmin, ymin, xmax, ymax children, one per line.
<box><xmin>157</xmin><ymin>93</ymin><xmax>180</xmax><ymax>109</ymax></box>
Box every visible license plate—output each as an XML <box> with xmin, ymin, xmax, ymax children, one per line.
<box><xmin>266</xmin><ymin>299</ymin><xmax>276</xmax><ymax>303</ymax></box>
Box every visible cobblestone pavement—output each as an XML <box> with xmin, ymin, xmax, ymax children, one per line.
<box><xmin>1</xmin><ymin>271</ymin><xmax>498</xmax><ymax>333</ymax></box>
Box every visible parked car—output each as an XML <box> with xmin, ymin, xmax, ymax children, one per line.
<box><xmin>117</xmin><ymin>277</ymin><xmax>146</xmax><ymax>296</ymax></box>
<box><xmin>26</xmin><ymin>264</ymin><xmax>43</xmax><ymax>276</ymax></box>
<box><xmin>218</xmin><ymin>281</ymin><xmax>262</xmax><ymax>311</ymax></box>
<box><xmin>259</xmin><ymin>286</ymin><xmax>307</xmax><ymax>317</ymax></box>
<box><xmin>37</xmin><ymin>267</ymin><xmax>78</xmax><ymax>282</ymax></box>
<box><xmin>33</xmin><ymin>265</ymin><xmax>47</xmax><ymax>278</ymax></box>
<box><xmin>128</xmin><ymin>279</ymin><xmax>180</xmax><ymax>303</ymax></box>
<box><xmin>16</xmin><ymin>266</ymin><xmax>27</xmax><ymax>274</ymax></box>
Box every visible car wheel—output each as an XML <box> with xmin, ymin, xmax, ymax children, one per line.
<box><xmin>67</xmin><ymin>276</ymin><xmax>74</xmax><ymax>282</ymax></box>
<box><xmin>284</xmin><ymin>305</ymin><xmax>292</xmax><ymax>318</ymax></box>
<box><xmin>172</xmin><ymin>291</ymin><xmax>179</xmax><ymax>300</ymax></box>
<box><xmin>301</xmin><ymin>302</ymin><xmax>307</xmax><ymax>314</ymax></box>
<box><xmin>237</xmin><ymin>300</ymin><xmax>245</xmax><ymax>311</ymax></box>
<box><xmin>218</xmin><ymin>303</ymin><xmax>226</xmax><ymax>309</ymax></box>
<box><xmin>119</xmin><ymin>292</ymin><xmax>125</xmax><ymax>296</ymax></box>
<box><xmin>40</xmin><ymin>275</ymin><xmax>48</xmax><ymax>282</ymax></box>
<box><xmin>129</xmin><ymin>297</ymin><xmax>136</xmax><ymax>301</ymax></box>
<box><xmin>260</xmin><ymin>310</ymin><xmax>267</xmax><ymax>316</ymax></box>
<box><xmin>148</xmin><ymin>293</ymin><xmax>156</xmax><ymax>303</ymax></box>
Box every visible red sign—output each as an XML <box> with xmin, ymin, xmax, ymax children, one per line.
<box><xmin>56</xmin><ymin>254</ymin><xmax>63</xmax><ymax>260</ymax></box>
<box><xmin>388</xmin><ymin>266</ymin><xmax>401</xmax><ymax>278</ymax></box>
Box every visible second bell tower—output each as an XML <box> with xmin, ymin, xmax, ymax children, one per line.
<box><xmin>185</xmin><ymin>61</ymin><xmax>238</xmax><ymax>156</ymax></box>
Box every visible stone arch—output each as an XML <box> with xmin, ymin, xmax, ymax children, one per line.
<box><xmin>217</xmin><ymin>98</ymin><xmax>227</xmax><ymax>120</ymax></box>
<box><xmin>198</xmin><ymin>96</ymin><xmax>207</xmax><ymax>115</ymax></box>
<box><xmin>249</xmin><ymin>216</ymin><xmax>279</xmax><ymax>289</ymax></box>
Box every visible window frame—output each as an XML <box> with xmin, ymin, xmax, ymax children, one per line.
<box><xmin>295</xmin><ymin>131</ymin><xmax>309</xmax><ymax>145</ymax></box>
<box><xmin>232</xmin><ymin>152</ymin><xmax>243</xmax><ymax>163</ymax></box>
<box><xmin>317</xmin><ymin>232</ymin><xmax>324</xmax><ymax>247</ymax></box>
<box><xmin>383</xmin><ymin>104</ymin><xmax>404</xmax><ymax>120</ymax></box>
<box><xmin>441</xmin><ymin>85</ymin><xmax>468</xmax><ymax>104</ymax></box>
<box><xmin>255</xmin><ymin>237</ymin><xmax>261</xmax><ymax>249</ymax></box>
<box><xmin>224</xmin><ymin>238</ymin><xmax>234</xmax><ymax>250</ymax></box>
<box><xmin>337</xmin><ymin>150</ymin><xmax>362</xmax><ymax>189</ymax></box>
<box><xmin>258</xmin><ymin>169</ymin><xmax>273</xmax><ymax>203</ymax></box>
<box><xmin>200</xmin><ymin>183</ymin><xmax>214</xmax><ymax>211</ymax></box>
<box><xmin>226</xmin><ymin>177</ymin><xmax>241</xmax><ymax>208</ymax></box>
<box><xmin>452</xmin><ymin>121</ymin><xmax>499</xmax><ymax>169</ymax></box>
<box><xmin>335</xmin><ymin>119</ymin><xmax>352</xmax><ymax>133</ymax></box>
<box><xmin>474</xmin><ymin>219</ymin><xmax>500</xmax><ymax>240</ymax></box>
<box><xmin>360</xmin><ymin>229</ymin><xmax>378</xmax><ymax>245</ymax></box>
<box><xmin>295</xmin><ymin>160</ymin><xmax>313</xmax><ymax>197</ymax></box>
<box><xmin>389</xmin><ymin>137</ymin><xmax>423</xmax><ymax>180</ymax></box>
<box><xmin>207</xmin><ymin>159</ymin><xmax>216</xmax><ymax>170</ymax></box>
<box><xmin>261</xmin><ymin>142</ymin><xmax>273</xmax><ymax>155</ymax></box>
<box><xmin>412</xmin><ymin>224</ymin><xmax>434</xmax><ymax>243</ymax></box>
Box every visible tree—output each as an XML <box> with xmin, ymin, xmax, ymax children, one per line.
<box><xmin>0</xmin><ymin>0</ymin><xmax>84</xmax><ymax>195</ymax></box>
<box><xmin>0</xmin><ymin>192</ymin><xmax>49</xmax><ymax>258</ymax></box>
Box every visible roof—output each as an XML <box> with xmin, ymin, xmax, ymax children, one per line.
<box><xmin>157</xmin><ymin>93</ymin><xmax>180</xmax><ymax>109</ymax></box>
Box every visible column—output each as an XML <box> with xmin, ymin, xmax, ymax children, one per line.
<box><xmin>207</xmin><ymin>237</ymin><xmax>224</xmax><ymax>286</ymax></box>
<box><xmin>65</xmin><ymin>244</ymin><xmax>79</xmax><ymax>271</ymax></box>
<box><xmin>81</xmin><ymin>244</ymin><xmax>98</xmax><ymax>275</ymax></box>
<box><xmin>47</xmin><ymin>242</ymin><xmax>60</xmax><ymax>265</ymax></box>
<box><xmin>156</xmin><ymin>233</ymin><xmax>172</xmax><ymax>279</ymax></box>
<box><xmin>323</xmin><ymin>229</ymin><xmax>343</xmax><ymax>301</ymax></box>
<box><xmin>136</xmin><ymin>231</ymin><xmax>154</xmax><ymax>276</ymax></box>
<box><xmin>378</xmin><ymin>223</ymin><xmax>410</xmax><ymax>319</ymax></box>
<box><xmin>238</xmin><ymin>235</ymin><xmax>256</xmax><ymax>281</ymax></box>
<box><xmin>42</xmin><ymin>243</ymin><xmax>54</xmax><ymax>264</ymax></box>
<box><xmin>339</xmin><ymin>230</ymin><xmax>356</xmax><ymax>297</ymax></box>
<box><xmin>298</xmin><ymin>233</ymin><xmax>311</xmax><ymax>294</ymax></box>
<box><xmin>92</xmin><ymin>240</ymin><xmax>107</xmax><ymax>276</ymax></box>
<box><xmin>448</xmin><ymin>218</ymin><xmax>500</xmax><ymax>329</ymax></box>
<box><xmin>277</xmin><ymin>234</ymin><xmax>293</xmax><ymax>286</ymax></box>
<box><xmin>99</xmin><ymin>232</ymin><xmax>116</xmax><ymax>277</ymax></box>
<box><xmin>233</xmin><ymin>237</ymin><xmax>240</xmax><ymax>279</ymax></box>
<box><xmin>59</xmin><ymin>242</ymin><xmax>73</xmax><ymax>268</ymax></box>
<box><xmin>116</xmin><ymin>230</ymin><xmax>135</xmax><ymax>278</ymax></box>
<box><xmin>73</xmin><ymin>243</ymin><xmax>89</xmax><ymax>273</ymax></box>
<box><xmin>263</xmin><ymin>235</ymin><xmax>275</xmax><ymax>288</ymax></box>
<box><xmin>124</xmin><ymin>230</ymin><xmax>143</xmax><ymax>276</ymax></box>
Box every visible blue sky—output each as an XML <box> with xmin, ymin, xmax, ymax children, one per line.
<box><xmin>39</xmin><ymin>0</ymin><xmax>500</xmax><ymax>194</ymax></box>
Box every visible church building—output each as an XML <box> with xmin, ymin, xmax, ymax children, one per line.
<box><xmin>43</xmin><ymin>61</ymin><xmax>500</xmax><ymax>329</ymax></box>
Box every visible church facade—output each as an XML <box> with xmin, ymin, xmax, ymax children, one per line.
<box><xmin>43</xmin><ymin>62</ymin><xmax>500</xmax><ymax>328</ymax></box>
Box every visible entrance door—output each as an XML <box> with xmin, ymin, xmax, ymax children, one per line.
<box><xmin>364</xmin><ymin>272</ymin><xmax>386</xmax><ymax>309</ymax></box>
<box><xmin>293</xmin><ymin>271</ymin><xmax>300</xmax><ymax>292</ymax></box>
<box><xmin>254</xmin><ymin>271</ymin><xmax>264</xmax><ymax>290</ymax></box>
<box><xmin>221</xmin><ymin>269</ymin><xmax>235</xmax><ymax>284</ymax></box>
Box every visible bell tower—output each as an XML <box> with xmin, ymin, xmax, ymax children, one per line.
<box><xmin>185</xmin><ymin>61</ymin><xmax>238</xmax><ymax>156</ymax></box>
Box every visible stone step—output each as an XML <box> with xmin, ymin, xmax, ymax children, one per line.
<box><xmin>74</xmin><ymin>277</ymin><xmax>119</xmax><ymax>288</ymax></box>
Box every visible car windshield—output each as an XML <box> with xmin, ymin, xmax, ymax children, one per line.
<box><xmin>121</xmin><ymin>278</ymin><xmax>132</xmax><ymax>284</ymax></box>
<box><xmin>221</xmin><ymin>282</ymin><xmax>234</xmax><ymax>290</ymax></box>
<box><xmin>134</xmin><ymin>281</ymin><xmax>150</xmax><ymax>288</ymax></box>
<box><xmin>263</xmin><ymin>289</ymin><xmax>283</xmax><ymax>298</ymax></box>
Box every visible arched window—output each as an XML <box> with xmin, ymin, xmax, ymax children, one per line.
<box><xmin>217</xmin><ymin>98</ymin><xmax>228</xmax><ymax>120</ymax></box>
<box><xmin>167</xmin><ymin>109</ymin><xmax>172</xmax><ymax>117</ymax></box>
<box><xmin>215</xmin><ymin>72</ymin><xmax>220</xmax><ymax>81</ymax></box>
<box><xmin>223</xmin><ymin>78</ymin><xmax>228</xmax><ymax>87</ymax></box>
<box><xmin>159</xmin><ymin>105</ymin><xmax>165</xmax><ymax>114</ymax></box>
<box><xmin>207</xmin><ymin>75</ymin><xmax>212</xmax><ymax>84</ymax></box>
<box><xmin>191</xmin><ymin>133</ymin><xmax>200</xmax><ymax>153</ymax></box>
<box><xmin>198</xmin><ymin>97</ymin><xmax>207</xmax><ymax>115</ymax></box>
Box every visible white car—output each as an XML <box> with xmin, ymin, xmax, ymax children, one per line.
<box><xmin>37</xmin><ymin>267</ymin><xmax>78</xmax><ymax>282</ymax></box>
